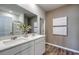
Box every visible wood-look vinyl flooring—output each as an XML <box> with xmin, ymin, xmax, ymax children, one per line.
<box><xmin>44</xmin><ymin>44</ymin><xmax>79</xmax><ymax>55</ymax></box>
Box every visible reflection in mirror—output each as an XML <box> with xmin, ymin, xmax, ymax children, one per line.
<box><xmin>0</xmin><ymin>4</ymin><xmax>37</xmax><ymax>38</ymax></box>
<box><xmin>0</xmin><ymin>15</ymin><xmax>12</xmax><ymax>37</ymax></box>
<box><xmin>24</xmin><ymin>16</ymin><xmax>38</xmax><ymax>33</ymax></box>
<box><xmin>12</xmin><ymin>21</ymin><xmax>23</xmax><ymax>35</ymax></box>
<box><xmin>30</xmin><ymin>16</ymin><xmax>38</xmax><ymax>33</ymax></box>
<box><xmin>40</xmin><ymin>18</ymin><xmax>45</xmax><ymax>35</ymax></box>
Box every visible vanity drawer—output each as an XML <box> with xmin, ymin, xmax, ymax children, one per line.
<box><xmin>16</xmin><ymin>46</ymin><xmax>34</xmax><ymax>55</ymax></box>
<box><xmin>35</xmin><ymin>37</ymin><xmax>45</xmax><ymax>44</ymax></box>
<box><xmin>0</xmin><ymin>41</ymin><xmax>34</xmax><ymax>55</ymax></box>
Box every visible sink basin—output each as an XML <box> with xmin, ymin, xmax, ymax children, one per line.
<box><xmin>3</xmin><ymin>39</ymin><xmax>25</xmax><ymax>45</ymax></box>
<box><xmin>3</xmin><ymin>40</ymin><xmax>14</xmax><ymax>44</ymax></box>
<box><xmin>2</xmin><ymin>37</ymin><xmax>28</xmax><ymax>45</ymax></box>
<box><xmin>16</xmin><ymin>37</ymin><xmax>26</xmax><ymax>40</ymax></box>
<box><xmin>0</xmin><ymin>35</ymin><xmax>31</xmax><ymax>45</ymax></box>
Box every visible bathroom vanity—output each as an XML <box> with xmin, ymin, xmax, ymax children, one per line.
<box><xmin>0</xmin><ymin>35</ymin><xmax>45</xmax><ymax>55</ymax></box>
<box><xmin>0</xmin><ymin>4</ymin><xmax>45</xmax><ymax>55</ymax></box>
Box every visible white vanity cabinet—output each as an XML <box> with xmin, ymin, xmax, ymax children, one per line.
<box><xmin>0</xmin><ymin>41</ymin><xmax>34</xmax><ymax>55</ymax></box>
<box><xmin>0</xmin><ymin>36</ymin><xmax>45</xmax><ymax>55</ymax></box>
<box><xmin>15</xmin><ymin>41</ymin><xmax>34</xmax><ymax>55</ymax></box>
<box><xmin>34</xmin><ymin>37</ymin><xmax>45</xmax><ymax>55</ymax></box>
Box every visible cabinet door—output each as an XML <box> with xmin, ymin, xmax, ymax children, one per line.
<box><xmin>16</xmin><ymin>41</ymin><xmax>34</xmax><ymax>55</ymax></box>
<box><xmin>18</xmin><ymin>46</ymin><xmax>34</xmax><ymax>55</ymax></box>
<box><xmin>0</xmin><ymin>41</ymin><xmax>34</xmax><ymax>55</ymax></box>
<box><xmin>35</xmin><ymin>37</ymin><xmax>45</xmax><ymax>55</ymax></box>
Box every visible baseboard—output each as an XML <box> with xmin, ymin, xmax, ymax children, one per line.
<box><xmin>46</xmin><ymin>42</ymin><xmax>79</xmax><ymax>54</ymax></box>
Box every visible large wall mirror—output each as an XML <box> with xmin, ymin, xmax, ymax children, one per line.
<box><xmin>0</xmin><ymin>12</ymin><xmax>24</xmax><ymax>37</ymax></box>
<box><xmin>0</xmin><ymin>4</ymin><xmax>36</xmax><ymax>37</ymax></box>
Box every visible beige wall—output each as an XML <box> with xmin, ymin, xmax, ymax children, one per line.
<box><xmin>46</xmin><ymin>5</ymin><xmax>79</xmax><ymax>51</ymax></box>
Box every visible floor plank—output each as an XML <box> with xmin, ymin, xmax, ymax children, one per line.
<box><xmin>44</xmin><ymin>44</ymin><xmax>79</xmax><ymax>55</ymax></box>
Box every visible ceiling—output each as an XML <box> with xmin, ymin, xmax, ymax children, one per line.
<box><xmin>38</xmin><ymin>4</ymin><xmax>66</xmax><ymax>11</ymax></box>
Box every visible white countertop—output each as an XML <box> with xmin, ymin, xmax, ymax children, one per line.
<box><xmin>0</xmin><ymin>35</ymin><xmax>45</xmax><ymax>51</ymax></box>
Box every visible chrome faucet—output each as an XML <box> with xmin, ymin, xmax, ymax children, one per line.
<box><xmin>11</xmin><ymin>36</ymin><xmax>17</xmax><ymax>40</ymax></box>
<box><xmin>10</xmin><ymin>32</ymin><xmax>17</xmax><ymax>40</ymax></box>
